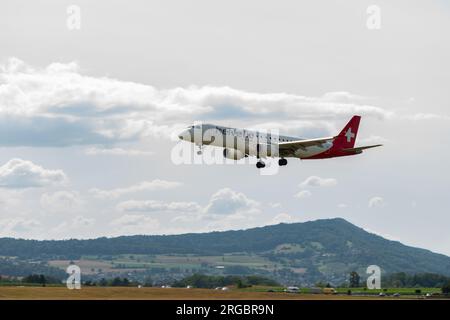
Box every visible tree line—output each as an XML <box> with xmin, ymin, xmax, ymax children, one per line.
<box><xmin>172</xmin><ymin>274</ymin><xmax>280</xmax><ymax>289</ymax></box>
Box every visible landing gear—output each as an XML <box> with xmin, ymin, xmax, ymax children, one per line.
<box><xmin>197</xmin><ymin>145</ymin><xmax>203</xmax><ymax>155</ymax></box>
<box><xmin>256</xmin><ymin>160</ymin><xmax>266</xmax><ymax>169</ymax></box>
<box><xmin>278</xmin><ymin>158</ymin><xmax>288</xmax><ymax>166</ymax></box>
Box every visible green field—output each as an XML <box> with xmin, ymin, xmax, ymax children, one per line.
<box><xmin>334</xmin><ymin>287</ymin><xmax>440</xmax><ymax>295</ymax></box>
<box><xmin>48</xmin><ymin>253</ymin><xmax>277</xmax><ymax>275</ymax></box>
<box><xmin>237</xmin><ymin>285</ymin><xmax>441</xmax><ymax>295</ymax></box>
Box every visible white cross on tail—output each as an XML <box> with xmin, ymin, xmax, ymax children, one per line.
<box><xmin>345</xmin><ymin>128</ymin><xmax>355</xmax><ymax>142</ymax></box>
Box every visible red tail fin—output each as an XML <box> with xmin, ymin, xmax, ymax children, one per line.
<box><xmin>335</xmin><ymin>115</ymin><xmax>361</xmax><ymax>148</ymax></box>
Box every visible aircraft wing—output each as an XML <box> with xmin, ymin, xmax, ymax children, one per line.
<box><xmin>278</xmin><ymin>136</ymin><xmax>334</xmax><ymax>151</ymax></box>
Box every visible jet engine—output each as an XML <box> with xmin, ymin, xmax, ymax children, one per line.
<box><xmin>223</xmin><ymin>148</ymin><xmax>245</xmax><ymax>160</ymax></box>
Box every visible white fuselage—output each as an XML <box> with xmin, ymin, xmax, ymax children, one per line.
<box><xmin>178</xmin><ymin>124</ymin><xmax>332</xmax><ymax>159</ymax></box>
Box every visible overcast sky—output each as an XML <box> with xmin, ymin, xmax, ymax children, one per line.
<box><xmin>1</xmin><ymin>0</ymin><xmax>449</xmax><ymax>256</ymax></box>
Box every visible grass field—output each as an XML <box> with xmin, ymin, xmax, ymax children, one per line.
<box><xmin>0</xmin><ymin>286</ymin><xmax>441</xmax><ymax>300</ymax></box>
<box><xmin>47</xmin><ymin>254</ymin><xmax>277</xmax><ymax>275</ymax></box>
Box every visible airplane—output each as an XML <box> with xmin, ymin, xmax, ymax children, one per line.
<box><xmin>177</xmin><ymin>115</ymin><xmax>382</xmax><ymax>169</ymax></box>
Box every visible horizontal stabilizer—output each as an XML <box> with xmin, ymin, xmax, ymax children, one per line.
<box><xmin>342</xmin><ymin>144</ymin><xmax>383</xmax><ymax>154</ymax></box>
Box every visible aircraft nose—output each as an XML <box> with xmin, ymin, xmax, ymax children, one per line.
<box><xmin>178</xmin><ymin>129</ymin><xmax>190</xmax><ymax>141</ymax></box>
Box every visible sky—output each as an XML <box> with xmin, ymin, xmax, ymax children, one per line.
<box><xmin>0</xmin><ymin>0</ymin><xmax>449</xmax><ymax>256</ymax></box>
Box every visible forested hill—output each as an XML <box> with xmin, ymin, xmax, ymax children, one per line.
<box><xmin>1</xmin><ymin>218</ymin><xmax>450</xmax><ymax>276</ymax></box>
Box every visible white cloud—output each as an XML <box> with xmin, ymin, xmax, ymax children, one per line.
<box><xmin>117</xmin><ymin>200</ymin><xmax>201</xmax><ymax>212</ymax></box>
<box><xmin>117</xmin><ymin>188</ymin><xmax>261</xmax><ymax>231</ymax></box>
<box><xmin>55</xmin><ymin>215</ymin><xmax>95</xmax><ymax>230</ymax></box>
<box><xmin>116</xmin><ymin>188</ymin><xmax>261</xmax><ymax>231</ymax></box>
<box><xmin>110</xmin><ymin>214</ymin><xmax>160</xmax><ymax>235</ymax></box>
<box><xmin>0</xmin><ymin>189</ymin><xmax>23</xmax><ymax>210</ymax></box>
<box><xmin>84</xmin><ymin>147</ymin><xmax>154</xmax><ymax>156</ymax></box>
<box><xmin>90</xmin><ymin>179</ymin><xmax>182</xmax><ymax>199</ymax></box>
<box><xmin>49</xmin><ymin>215</ymin><xmax>96</xmax><ymax>239</ymax></box>
<box><xmin>299</xmin><ymin>176</ymin><xmax>337</xmax><ymax>188</ymax></box>
<box><xmin>268</xmin><ymin>202</ymin><xmax>281</xmax><ymax>208</ymax></box>
<box><xmin>70</xmin><ymin>215</ymin><xmax>95</xmax><ymax>228</ymax></box>
<box><xmin>271</xmin><ymin>213</ymin><xmax>293</xmax><ymax>224</ymax></box>
<box><xmin>40</xmin><ymin>191</ymin><xmax>82</xmax><ymax>213</ymax></box>
<box><xmin>405</xmin><ymin>113</ymin><xmax>450</xmax><ymax>121</ymax></box>
<box><xmin>294</xmin><ymin>190</ymin><xmax>312</xmax><ymax>199</ymax></box>
<box><xmin>321</xmin><ymin>91</ymin><xmax>367</xmax><ymax>102</ymax></box>
<box><xmin>337</xmin><ymin>203</ymin><xmax>348</xmax><ymax>208</ymax></box>
<box><xmin>368</xmin><ymin>196</ymin><xmax>386</xmax><ymax>208</ymax></box>
<box><xmin>0</xmin><ymin>58</ymin><xmax>391</xmax><ymax>147</ymax></box>
<box><xmin>0</xmin><ymin>158</ymin><xmax>67</xmax><ymax>189</ymax></box>
<box><xmin>0</xmin><ymin>217</ymin><xmax>41</xmax><ymax>235</ymax></box>
<box><xmin>203</xmin><ymin>188</ymin><xmax>260</xmax><ymax>216</ymax></box>
<box><xmin>183</xmin><ymin>188</ymin><xmax>262</xmax><ymax>231</ymax></box>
